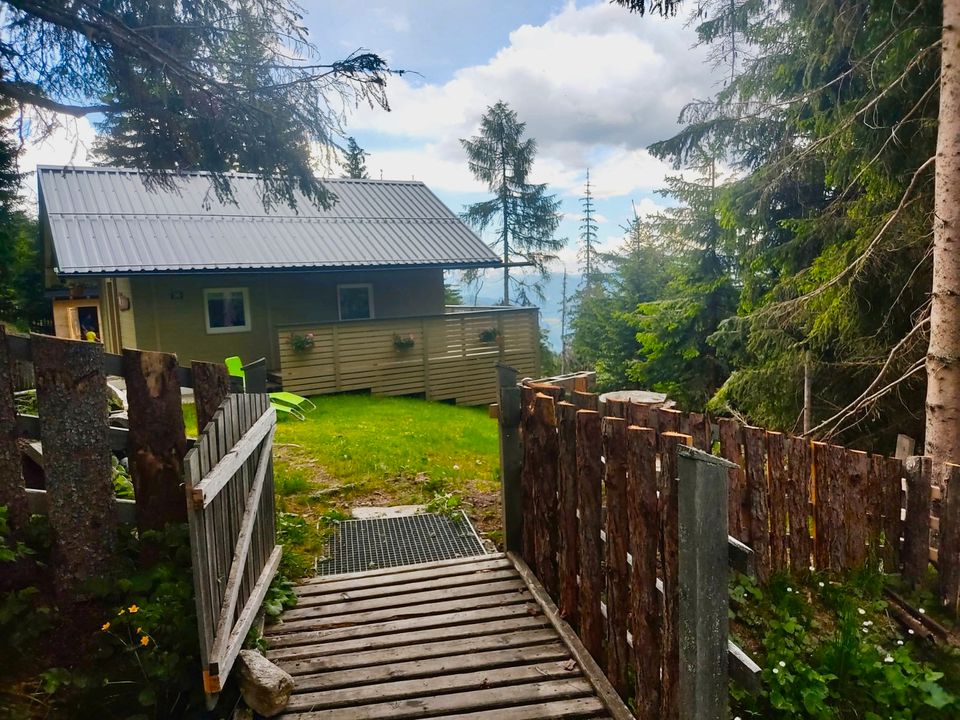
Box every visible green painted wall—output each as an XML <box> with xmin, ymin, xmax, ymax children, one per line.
<box><xmin>127</xmin><ymin>268</ymin><xmax>445</xmax><ymax>369</ymax></box>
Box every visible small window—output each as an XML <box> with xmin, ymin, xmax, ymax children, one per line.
<box><xmin>338</xmin><ymin>284</ymin><xmax>374</xmax><ymax>321</ymax></box>
<box><xmin>204</xmin><ymin>288</ymin><xmax>251</xmax><ymax>334</ymax></box>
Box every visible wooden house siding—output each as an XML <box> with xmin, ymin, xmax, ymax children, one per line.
<box><xmin>122</xmin><ymin>269</ymin><xmax>445</xmax><ymax>368</ymax></box>
<box><xmin>277</xmin><ymin>307</ymin><xmax>540</xmax><ymax>406</ymax></box>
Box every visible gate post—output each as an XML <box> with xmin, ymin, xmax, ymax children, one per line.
<box><xmin>677</xmin><ymin>445</ymin><xmax>736</xmax><ymax>720</ymax></box>
<box><xmin>496</xmin><ymin>364</ymin><xmax>523</xmax><ymax>553</ymax></box>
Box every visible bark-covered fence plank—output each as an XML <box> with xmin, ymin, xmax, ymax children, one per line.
<box><xmin>786</xmin><ymin>436</ymin><xmax>813</xmax><ymax>573</ymax></box>
<box><xmin>881</xmin><ymin>456</ymin><xmax>904</xmax><ymax>571</ymax></box>
<box><xmin>520</xmin><ymin>386</ymin><xmax>538</xmax><ymax>566</ymax></box>
<box><xmin>844</xmin><ymin>450</ymin><xmax>871</xmax><ymax>568</ymax></box>
<box><xmin>125</xmin><ymin>349</ymin><xmax>188</xmax><ymax>534</ymax></box>
<box><xmin>32</xmin><ymin>334</ymin><xmax>117</xmax><ymax>598</ymax></box>
<box><xmin>627</xmin><ymin>425</ymin><xmax>660</xmax><ymax>720</ymax></box>
<box><xmin>903</xmin><ymin>455</ymin><xmax>932</xmax><ymax>587</ymax></box>
<box><xmin>659</xmin><ymin>431</ymin><xmax>692</xmax><ymax>720</ymax></box>
<box><xmin>0</xmin><ymin>327</ymin><xmax>27</xmax><ymax>531</ymax></box>
<box><xmin>602</xmin><ymin>416</ymin><xmax>630</xmax><ymax>697</ymax></box>
<box><xmin>743</xmin><ymin>426</ymin><xmax>770</xmax><ymax>581</ymax></box>
<box><xmin>767</xmin><ymin>432</ymin><xmax>789</xmax><ymax>572</ymax></box>
<box><xmin>531</xmin><ymin>393</ymin><xmax>560</xmax><ymax>601</ymax></box>
<box><xmin>718</xmin><ymin>419</ymin><xmax>747</xmax><ymax>543</ymax></box>
<box><xmin>576</xmin><ymin>409</ymin><xmax>605</xmax><ymax>665</ymax></box>
<box><xmin>192</xmin><ymin>360</ymin><xmax>230</xmax><ymax>434</ymax></box>
<box><xmin>556</xmin><ymin>401</ymin><xmax>580</xmax><ymax>629</ymax></box>
<box><xmin>939</xmin><ymin>463</ymin><xmax>960</xmax><ymax>615</ymax></box>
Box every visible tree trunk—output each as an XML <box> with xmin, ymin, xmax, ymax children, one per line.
<box><xmin>925</xmin><ymin>1</ymin><xmax>960</xmax><ymax>464</ymax></box>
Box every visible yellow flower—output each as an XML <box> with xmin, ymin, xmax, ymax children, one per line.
<box><xmin>140</xmin><ymin>636</ymin><xmax>150</xmax><ymax>647</ymax></box>
<box><xmin>117</xmin><ymin>609</ymin><xmax>125</xmax><ymax>616</ymax></box>
<box><xmin>136</xmin><ymin>627</ymin><xmax>142</xmax><ymax>634</ymax></box>
<box><xmin>101</xmin><ymin>622</ymin><xmax>110</xmax><ymax>631</ymax></box>
<box><xmin>128</xmin><ymin>604</ymin><xmax>139</xmax><ymax>614</ymax></box>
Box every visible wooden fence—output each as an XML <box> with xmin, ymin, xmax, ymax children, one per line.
<box><xmin>0</xmin><ymin>329</ymin><xmax>280</xmax><ymax>709</ymax></box>
<box><xmin>185</xmin><ymin>393</ymin><xmax>281</xmax><ymax>706</ymax></box>
<box><xmin>516</xmin><ymin>370</ymin><xmax>960</xmax><ymax>612</ymax></box>
<box><xmin>497</xmin><ymin>367</ymin><xmax>759</xmax><ymax>720</ymax></box>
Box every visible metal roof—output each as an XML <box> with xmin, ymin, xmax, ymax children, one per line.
<box><xmin>38</xmin><ymin>166</ymin><xmax>499</xmax><ymax>275</ymax></box>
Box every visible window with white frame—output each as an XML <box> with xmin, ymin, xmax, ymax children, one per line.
<box><xmin>204</xmin><ymin>288</ymin><xmax>251</xmax><ymax>334</ymax></box>
<box><xmin>338</xmin><ymin>284</ymin><xmax>374</xmax><ymax>320</ymax></box>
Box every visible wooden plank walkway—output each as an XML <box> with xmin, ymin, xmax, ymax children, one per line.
<box><xmin>264</xmin><ymin>553</ymin><xmax>633</xmax><ymax>719</ymax></box>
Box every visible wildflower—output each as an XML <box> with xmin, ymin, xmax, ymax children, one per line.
<box><xmin>857</xmin><ymin>607</ymin><xmax>866</xmax><ymax>615</ymax></box>
<box><xmin>918</xmin><ymin>607</ymin><xmax>925</xmax><ymax>615</ymax></box>
<box><xmin>140</xmin><ymin>636</ymin><xmax>150</xmax><ymax>647</ymax></box>
<box><xmin>818</xmin><ymin>581</ymin><xmax>825</xmax><ymax>588</ymax></box>
<box><xmin>453</xmin><ymin>464</ymin><xmax>460</xmax><ymax>471</ymax></box>
<box><xmin>897</xmin><ymin>640</ymin><xmax>904</xmax><ymax>646</ymax></box>
<box><xmin>128</xmin><ymin>604</ymin><xmax>139</xmax><ymax>614</ymax></box>
<box><xmin>862</xmin><ymin>620</ymin><xmax>873</xmax><ymax>627</ymax></box>
<box><xmin>778</xmin><ymin>661</ymin><xmax>786</xmax><ymax>668</ymax></box>
<box><xmin>136</xmin><ymin>627</ymin><xmax>142</xmax><ymax>634</ymax></box>
<box><xmin>117</xmin><ymin>608</ymin><xmax>125</xmax><ymax>616</ymax></box>
<box><xmin>772</xmin><ymin>668</ymin><xmax>779</xmax><ymax>674</ymax></box>
<box><xmin>101</xmin><ymin>622</ymin><xmax>111</xmax><ymax>631</ymax></box>
<box><xmin>786</xmin><ymin>587</ymin><xmax>793</xmax><ymax>593</ymax></box>
<box><xmin>884</xmin><ymin>655</ymin><xmax>894</xmax><ymax>663</ymax></box>
<box><xmin>908</xmin><ymin>629</ymin><xmax>915</xmax><ymax>635</ymax></box>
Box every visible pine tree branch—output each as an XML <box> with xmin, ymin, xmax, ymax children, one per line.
<box><xmin>0</xmin><ymin>81</ymin><xmax>119</xmax><ymax>117</ymax></box>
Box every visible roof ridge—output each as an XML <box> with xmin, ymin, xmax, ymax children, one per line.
<box><xmin>36</xmin><ymin>165</ymin><xmax>426</xmax><ymax>185</ymax></box>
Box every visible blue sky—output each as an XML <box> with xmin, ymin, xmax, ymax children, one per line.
<box><xmin>20</xmin><ymin>1</ymin><xmax>722</xmax><ymax>347</ymax></box>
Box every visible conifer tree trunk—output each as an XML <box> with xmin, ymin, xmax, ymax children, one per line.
<box><xmin>925</xmin><ymin>0</ymin><xmax>960</xmax><ymax>464</ymax></box>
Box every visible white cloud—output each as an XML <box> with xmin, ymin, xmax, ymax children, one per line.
<box><xmin>12</xmin><ymin>114</ymin><xmax>96</xmax><ymax>207</ymax></box>
<box><xmin>353</xmin><ymin>1</ymin><xmax>717</xmax><ymax>196</ymax></box>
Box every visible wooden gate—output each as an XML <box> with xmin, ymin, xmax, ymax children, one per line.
<box><xmin>184</xmin><ymin>393</ymin><xmax>281</xmax><ymax>706</ymax></box>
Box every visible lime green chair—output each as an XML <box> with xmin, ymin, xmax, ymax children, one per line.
<box><xmin>224</xmin><ymin>356</ymin><xmax>314</xmax><ymax>419</ymax></box>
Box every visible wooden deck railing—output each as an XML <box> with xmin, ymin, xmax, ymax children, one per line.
<box><xmin>276</xmin><ymin>307</ymin><xmax>539</xmax><ymax>406</ymax></box>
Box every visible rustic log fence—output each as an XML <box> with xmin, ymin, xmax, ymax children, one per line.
<box><xmin>512</xmin><ymin>369</ymin><xmax>960</xmax><ymax>610</ymax></box>
<box><xmin>497</xmin><ymin>367</ymin><xmax>758</xmax><ymax>720</ymax></box>
<box><xmin>0</xmin><ymin>330</ymin><xmax>280</xmax><ymax>708</ymax></box>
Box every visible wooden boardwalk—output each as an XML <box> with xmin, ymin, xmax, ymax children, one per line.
<box><xmin>264</xmin><ymin>553</ymin><xmax>632</xmax><ymax>719</ymax></box>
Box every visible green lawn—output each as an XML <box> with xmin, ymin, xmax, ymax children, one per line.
<box><xmin>184</xmin><ymin>394</ymin><xmax>502</xmax><ymax>572</ymax></box>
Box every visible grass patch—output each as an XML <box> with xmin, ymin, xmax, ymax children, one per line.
<box><xmin>182</xmin><ymin>393</ymin><xmax>501</xmax><ymax>576</ymax></box>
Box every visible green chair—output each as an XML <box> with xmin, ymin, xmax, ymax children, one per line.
<box><xmin>224</xmin><ymin>356</ymin><xmax>314</xmax><ymax>420</ymax></box>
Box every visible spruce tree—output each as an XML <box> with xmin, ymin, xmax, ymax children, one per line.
<box><xmin>341</xmin><ymin>137</ymin><xmax>369</xmax><ymax>179</ymax></box>
<box><xmin>460</xmin><ymin>101</ymin><xmax>563</xmax><ymax>305</ymax></box>
<box><xmin>579</xmin><ymin>170</ymin><xmax>599</xmax><ymax>284</ymax></box>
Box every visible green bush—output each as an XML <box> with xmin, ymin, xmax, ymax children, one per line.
<box><xmin>731</xmin><ymin>571</ymin><xmax>960</xmax><ymax>719</ymax></box>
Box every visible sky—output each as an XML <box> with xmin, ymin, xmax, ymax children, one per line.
<box><xmin>17</xmin><ymin>0</ymin><xmax>724</xmax><ymax>346</ymax></box>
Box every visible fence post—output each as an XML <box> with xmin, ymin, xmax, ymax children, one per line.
<box><xmin>32</xmin><ymin>334</ymin><xmax>117</xmax><ymax>599</ymax></box>
<box><xmin>677</xmin><ymin>445</ymin><xmax>736</xmax><ymax>720</ymax></box>
<box><xmin>192</xmin><ymin>361</ymin><xmax>230</xmax><ymax>434</ymax></box>
<box><xmin>940</xmin><ymin>463</ymin><xmax>960</xmax><ymax>616</ymax></box>
<box><xmin>124</xmin><ymin>349</ymin><xmax>189</xmax><ymax>535</ymax></box>
<box><xmin>496</xmin><ymin>364</ymin><xmax>523</xmax><ymax>553</ymax></box>
<box><xmin>902</xmin><ymin>455</ymin><xmax>932</xmax><ymax>588</ymax></box>
<box><xmin>0</xmin><ymin>327</ymin><xmax>27</xmax><ymax>531</ymax></box>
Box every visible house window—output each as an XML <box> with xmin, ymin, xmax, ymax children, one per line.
<box><xmin>204</xmin><ymin>288</ymin><xmax>251</xmax><ymax>334</ymax></box>
<box><xmin>338</xmin><ymin>284</ymin><xmax>374</xmax><ymax>320</ymax></box>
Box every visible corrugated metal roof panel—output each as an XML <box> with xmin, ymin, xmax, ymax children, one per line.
<box><xmin>39</xmin><ymin>166</ymin><xmax>499</xmax><ymax>275</ymax></box>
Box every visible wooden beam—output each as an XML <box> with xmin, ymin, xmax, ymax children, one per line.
<box><xmin>192</xmin><ymin>407</ymin><xmax>276</xmax><ymax>508</ymax></box>
<box><xmin>26</xmin><ymin>487</ymin><xmax>136</xmax><ymax>524</ymax></box>
<box><xmin>507</xmin><ymin>552</ymin><xmax>635</xmax><ymax>720</ymax></box>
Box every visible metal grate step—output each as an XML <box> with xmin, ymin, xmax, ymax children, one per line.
<box><xmin>316</xmin><ymin>511</ymin><xmax>487</xmax><ymax>575</ymax></box>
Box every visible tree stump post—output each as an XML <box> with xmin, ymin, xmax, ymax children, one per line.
<box><xmin>125</xmin><ymin>349</ymin><xmax>189</xmax><ymax>535</ymax></box>
<box><xmin>192</xmin><ymin>360</ymin><xmax>231</xmax><ymax>434</ymax></box>
<box><xmin>32</xmin><ymin>334</ymin><xmax>116</xmax><ymax>599</ymax></box>
<box><xmin>0</xmin><ymin>327</ymin><xmax>27</xmax><ymax>531</ymax></box>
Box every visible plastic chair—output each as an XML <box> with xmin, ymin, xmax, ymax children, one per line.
<box><xmin>224</xmin><ymin>356</ymin><xmax>310</xmax><ymax>420</ymax></box>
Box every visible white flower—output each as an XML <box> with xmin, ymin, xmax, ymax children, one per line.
<box><xmin>897</xmin><ymin>640</ymin><xmax>904</xmax><ymax>646</ymax></box>
<box><xmin>453</xmin><ymin>464</ymin><xmax>460</xmax><ymax>470</ymax></box>
<box><xmin>908</xmin><ymin>629</ymin><xmax>915</xmax><ymax>635</ymax></box>
<box><xmin>919</xmin><ymin>607</ymin><xmax>926</xmax><ymax>615</ymax></box>
<box><xmin>778</xmin><ymin>661</ymin><xmax>786</xmax><ymax>668</ymax></box>
<box><xmin>772</xmin><ymin>668</ymin><xmax>779</xmax><ymax>674</ymax></box>
<box><xmin>786</xmin><ymin>587</ymin><xmax>793</xmax><ymax>593</ymax></box>
<box><xmin>818</xmin><ymin>581</ymin><xmax>825</xmax><ymax>588</ymax></box>
<box><xmin>862</xmin><ymin>621</ymin><xmax>873</xmax><ymax>627</ymax></box>
<box><xmin>858</xmin><ymin>608</ymin><xmax>866</xmax><ymax>615</ymax></box>
<box><xmin>884</xmin><ymin>656</ymin><xmax>894</xmax><ymax>663</ymax></box>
